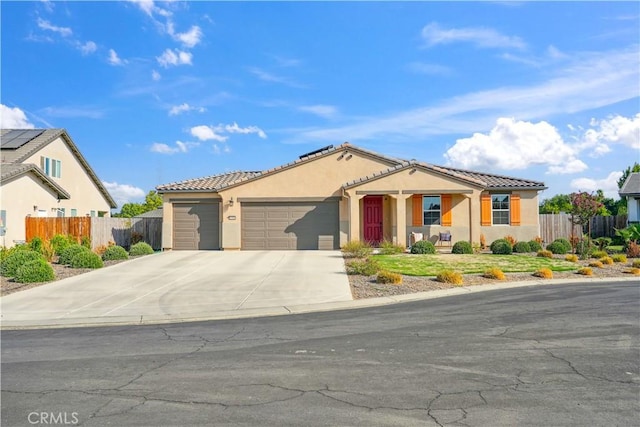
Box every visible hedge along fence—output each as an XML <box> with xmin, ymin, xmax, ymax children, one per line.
<box><xmin>25</xmin><ymin>217</ymin><xmax>162</xmax><ymax>250</ymax></box>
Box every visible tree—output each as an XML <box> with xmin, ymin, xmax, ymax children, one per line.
<box><xmin>143</xmin><ymin>191</ymin><xmax>162</xmax><ymax>212</ymax></box>
<box><xmin>539</xmin><ymin>194</ymin><xmax>572</xmax><ymax>214</ymax></box>
<box><xmin>617</xmin><ymin>162</ymin><xmax>640</xmax><ymax>189</ymax></box>
<box><xmin>113</xmin><ymin>190</ymin><xmax>162</xmax><ymax>218</ymax></box>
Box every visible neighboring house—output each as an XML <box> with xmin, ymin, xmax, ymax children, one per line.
<box><xmin>157</xmin><ymin>143</ymin><xmax>546</xmax><ymax>251</ymax></box>
<box><xmin>134</xmin><ymin>207</ymin><xmax>163</xmax><ymax>219</ymax></box>
<box><xmin>619</xmin><ymin>172</ymin><xmax>640</xmax><ymax>224</ymax></box>
<box><xmin>0</xmin><ymin>129</ymin><xmax>117</xmax><ymax>246</ymax></box>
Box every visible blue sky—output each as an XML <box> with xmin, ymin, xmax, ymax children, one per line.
<box><xmin>2</xmin><ymin>1</ymin><xmax>639</xmax><ymax>208</ymax></box>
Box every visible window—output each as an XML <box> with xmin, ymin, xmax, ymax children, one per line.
<box><xmin>422</xmin><ymin>196</ymin><xmax>441</xmax><ymax>225</ymax></box>
<box><xmin>492</xmin><ymin>194</ymin><xmax>510</xmax><ymax>225</ymax></box>
<box><xmin>71</xmin><ymin>209</ymin><xmax>77</xmax><ymax>217</ymax></box>
<box><xmin>0</xmin><ymin>210</ymin><xmax>6</xmax><ymax>237</ymax></box>
<box><xmin>90</xmin><ymin>210</ymin><xmax>96</xmax><ymax>217</ymax></box>
<box><xmin>56</xmin><ymin>208</ymin><xmax>65</xmax><ymax>218</ymax></box>
<box><xmin>41</xmin><ymin>157</ymin><xmax>61</xmax><ymax>178</ymax></box>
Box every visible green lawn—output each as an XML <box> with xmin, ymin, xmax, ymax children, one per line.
<box><xmin>374</xmin><ymin>253</ymin><xmax>579</xmax><ymax>276</ymax></box>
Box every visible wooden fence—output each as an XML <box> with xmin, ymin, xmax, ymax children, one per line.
<box><xmin>26</xmin><ymin>217</ymin><xmax>162</xmax><ymax>250</ymax></box>
<box><xmin>539</xmin><ymin>214</ymin><xmax>628</xmax><ymax>243</ymax></box>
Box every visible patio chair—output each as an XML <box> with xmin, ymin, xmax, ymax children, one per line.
<box><xmin>439</xmin><ymin>231</ymin><xmax>452</xmax><ymax>247</ymax></box>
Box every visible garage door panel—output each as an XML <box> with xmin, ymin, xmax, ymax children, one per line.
<box><xmin>242</xmin><ymin>201</ymin><xmax>338</xmax><ymax>250</ymax></box>
<box><xmin>173</xmin><ymin>202</ymin><xmax>220</xmax><ymax>250</ymax></box>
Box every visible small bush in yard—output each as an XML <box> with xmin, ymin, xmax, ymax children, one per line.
<box><xmin>554</xmin><ymin>238</ymin><xmax>573</xmax><ymax>253</ymax></box>
<box><xmin>14</xmin><ymin>259</ymin><xmax>55</xmax><ymax>283</ymax></box>
<box><xmin>611</xmin><ymin>254</ymin><xmax>627</xmax><ymax>263</ymax></box>
<box><xmin>346</xmin><ymin>258</ymin><xmax>380</xmax><ymax>276</ymax></box>
<box><xmin>102</xmin><ymin>245</ymin><xmax>129</xmax><ymax>261</ymax></box>
<box><xmin>513</xmin><ymin>241</ymin><xmax>532</xmax><ymax>253</ymax></box>
<box><xmin>503</xmin><ymin>235</ymin><xmax>517</xmax><ymax>247</ymax></box>
<box><xmin>591</xmin><ymin>250</ymin><xmax>608</xmax><ymax>259</ymax></box>
<box><xmin>379</xmin><ymin>240</ymin><xmax>405</xmax><ymax>255</ymax></box>
<box><xmin>599</xmin><ymin>256</ymin><xmax>614</xmax><ymax>265</ymax></box>
<box><xmin>632</xmin><ymin>260</ymin><xmax>640</xmax><ymax>268</ymax></box>
<box><xmin>1</xmin><ymin>250</ymin><xmax>44</xmax><ymax>277</ymax></box>
<box><xmin>70</xmin><ymin>251</ymin><xmax>103</xmax><ymax>269</ymax></box>
<box><xmin>565</xmin><ymin>254</ymin><xmax>579</xmax><ymax>263</ymax></box>
<box><xmin>491</xmin><ymin>240</ymin><xmax>512</xmax><ymax>255</ymax></box>
<box><xmin>51</xmin><ymin>234</ymin><xmax>75</xmax><ymax>255</ymax></box>
<box><xmin>627</xmin><ymin>242</ymin><xmax>640</xmax><ymax>258</ymax></box>
<box><xmin>436</xmin><ymin>270</ymin><xmax>463</xmax><ymax>285</ymax></box>
<box><xmin>59</xmin><ymin>245</ymin><xmax>90</xmax><ymax>265</ymax></box>
<box><xmin>376</xmin><ymin>270</ymin><xmax>402</xmax><ymax>285</ymax></box>
<box><xmin>341</xmin><ymin>241</ymin><xmax>373</xmax><ymax>258</ymax></box>
<box><xmin>483</xmin><ymin>268</ymin><xmax>506</xmax><ymax>280</ymax></box>
<box><xmin>533</xmin><ymin>268</ymin><xmax>553</xmax><ymax>279</ymax></box>
<box><xmin>546</xmin><ymin>241</ymin><xmax>568</xmax><ymax>255</ymax></box>
<box><xmin>28</xmin><ymin>236</ymin><xmax>45</xmax><ymax>253</ymax></box>
<box><xmin>451</xmin><ymin>241</ymin><xmax>473</xmax><ymax>254</ymax></box>
<box><xmin>528</xmin><ymin>240</ymin><xmax>543</xmax><ymax>252</ymax></box>
<box><xmin>577</xmin><ymin>267</ymin><xmax>593</xmax><ymax>276</ymax></box>
<box><xmin>589</xmin><ymin>260</ymin><xmax>604</xmax><ymax>268</ymax></box>
<box><xmin>624</xmin><ymin>268</ymin><xmax>640</xmax><ymax>275</ymax></box>
<box><xmin>410</xmin><ymin>240</ymin><xmax>436</xmax><ymax>254</ymax></box>
<box><xmin>537</xmin><ymin>250</ymin><xmax>553</xmax><ymax>258</ymax></box>
<box><xmin>129</xmin><ymin>242</ymin><xmax>154</xmax><ymax>256</ymax></box>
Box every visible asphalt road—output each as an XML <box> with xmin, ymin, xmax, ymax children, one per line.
<box><xmin>2</xmin><ymin>282</ymin><xmax>638</xmax><ymax>427</ymax></box>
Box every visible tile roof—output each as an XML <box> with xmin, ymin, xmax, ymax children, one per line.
<box><xmin>156</xmin><ymin>171</ymin><xmax>262</xmax><ymax>192</ymax></box>
<box><xmin>619</xmin><ymin>172</ymin><xmax>640</xmax><ymax>196</ymax></box>
<box><xmin>1</xmin><ymin>128</ymin><xmax>117</xmax><ymax>208</ymax></box>
<box><xmin>0</xmin><ymin>162</ymin><xmax>70</xmax><ymax>199</ymax></box>
<box><xmin>343</xmin><ymin>160</ymin><xmax>546</xmax><ymax>190</ymax></box>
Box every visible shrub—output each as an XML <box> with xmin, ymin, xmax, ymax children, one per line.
<box><xmin>611</xmin><ymin>254</ymin><xmax>627</xmax><ymax>263</ymax></box>
<box><xmin>632</xmin><ymin>259</ymin><xmax>640</xmax><ymax>268</ymax></box>
<box><xmin>537</xmin><ymin>250</ymin><xmax>553</xmax><ymax>258</ymax></box>
<box><xmin>379</xmin><ymin>240</ymin><xmax>405</xmax><ymax>255</ymax></box>
<box><xmin>451</xmin><ymin>241</ymin><xmax>473</xmax><ymax>254</ymax></box>
<box><xmin>131</xmin><ymin>231</ymin><xmax>144</xmax><ymax>245</ymax></box>
<box><xmin>129</xmin><ymin>242</ymin><xmax>154</xmax><ymax>256</ymax></box>
<box><xmin>591</xmin><ymin>250</ymin><xmax>608</xmax><ymax>259</ymax></box>
<box><xmin>436</xmin><ymin>270</ymin><xmax>463</xmax><ymax>285</ymax></box>
<box><xmin>480</xmin><ymin>233</ymin><xmax>487</xmax><ymax>250</ymax></box>
<box><xmin>376</xmin><ymin>270</ymin><xmax>402</xmax><ymax>284</ymax></box>
<box><xmin>589</xmin><ymin>260</ymin><xmax>604</xmax><ymax>268</ymax></box>
<box><xmin>491</xmin><ymin>240</ymin><xmax>512</xmax><ymax>255</ymax></box>
<box><xmin>503</xmin><ymin>235</ymin><xmax>517</xmax><ymax>247</ymax></box>
<box><xmin>599</xmin><ymin>256</ymin><xmax>614</xmax><ymax>265</ymax></box>
<box><xmin>0</xmin><ymin>250</ymin><xmax>44</xmax><ymax>277</ymax></box>
<box><xmin>624</xmin><ymin>268</ymin><xmax>640</xmax><ymax>275</ymax></box>
<box><xmin>58</xmin><ymin>245</ymin><xmax>90</xmax><ymax>265</ymax></box>
<box><xmin>565</xmin><ymin>254</ymin><xmax>579</xmax><ymax>263</ymax></box>
<box><xmin>513</xmin><ymin>241</ymin><xmax>532</xmax><ymax>253</ymax></box>
<box><xmin>102</xmin><ymin>245</ymin><xmax>129</xmax><ymax>261</ymax></box>
<box><xmin>341</xmin><ymin>241</ymin><xmax>373</xmax><ymax>258</ymax></box>
<box><xmin>69</xmin><ymin>251</ymin><xmax>103</xmax><ymax>269</ymax></box>
<box><xmin>51</xmin><ymin>234</ymin><xmax>75</xmax><ymax>255</ymax></box>
<box><xmin>483</xmin><ymin>267</ymin><xmax>505</xmax><ymax>280</ymax></box>
<box><xmin>593</xmin><ymin>237</ymin><xmax>612</xmax><ymax>250</ymax></box>
<box><xmin>553</xmin><ymin>238</ymin><xmax>572</xmax><ymax>253</ymax></box>
<box><xmin>81</xmin><ymin>235</ymin><xmax>91</xmax><ymax>249</ymax></box>
<box><xmin>346</xmin><ymin>258</ymin><xmax>380</xmax><ymax>276</ymax></box>
<box><xmin>577</xmin><ymin>267</ymin><xmax>593</xmax><ymax>276</ymax></box>
<box><xmin>28</xmin><ymin>237</ymin><xmax>45</xmax><ymax>253</ymax></box>
<box><xmin>410</xmin><ymin>240</ymin><xmax>436</xmax><ymax>254</ymax></box>
<box><xmin>627</xmin><ymin>242</ymin><xmax>640</xmax><ymax>258</ymax></box>
<box><xmin>14</xmin><ymin>259</ymin><xmax>55</xmax><ymax>283</ymax></box>
<box><xmin>527</xmin><ymin>240</ymin><xmax>543</xmax><ymax>252</ymax></box>
<box><xmin>533</xmin><ymin>268</ymin><xmax>553</xmax><ymax>279</ymax></box>
<box><xmin>575</xmin><ymin>239</ymin><xmax>594</xmax><ymax>259</ymax></box>
<box><xmin>546</xmin><ymin>241</ymin><xmax>568</xmax><ymax>255</ymax></box>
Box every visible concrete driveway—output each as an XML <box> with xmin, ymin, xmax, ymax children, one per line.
<box><xmin>1</xmin><ymin>251</ymin><xmax>352</xmax><ymax>327</ymax></box>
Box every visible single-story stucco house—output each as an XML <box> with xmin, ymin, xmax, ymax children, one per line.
<box><xmin>619</xmin><ymin>172</ymin><xmax>640</xmax><ymax>224</ymax></box>
<box><xmin>156</xmin><ymin>143</ymin><xmax>546</xmax><ymax>250</ymax></box>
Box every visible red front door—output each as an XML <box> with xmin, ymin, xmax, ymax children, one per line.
<box><xmin>363</xmin><ymin>196</ymin><xmax>383</xmax><ymax>244</ymax></box>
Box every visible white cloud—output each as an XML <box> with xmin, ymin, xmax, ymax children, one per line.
<box><xmin>108</xmin><ymin>49</ymin><xmax>126</xmax><ymax>66</ymax></box>
<box><xmin>168</xmin><ymin>103</ymin><xmax>205</xmax><ymax>116</ymax></box>
<box><xmin>37</xmin><ymin>18</ymin><xmax>72</xmax><ymax>37</ymax></box>
<box><xmin>156</xmin><ymin>49</ymin><xmax>192</xmax><ymax>68</ymax></box>
<box><xmin>78</xmin><ymin>41</ymin><xmax>97</xmax><ymax>55</ymax></box>
<box><xmin>444</xmin><ymin>118</ymin><xmax>585</xmax><ymax>174</ymax></box>
<box><xmin>150</xmin><ymin>140</ymin><xmax>198</xmax><ymax>154</ymax></box>
<box><xmin>0</xmin><ymin>104</ymin><xmax>35</xmax><ymax>128</ymax></box>
<box><xmin>102</xmin><ymin>181</ymin><xmax>145</xmax><ymax>205</ymax></box>
<box><xmin>421</xmin><ymin>22</ymin><xmax>526</xmax><ymax>49</ymax></box>
<box><xmin>584</xmin><ymin>113</ymin><xmax>640</xmax><ymax>150</ymax></box>
<box><xmin>151</xmin><ymin>70</ymin><xmax>161</xmax><ymax>81</ymax></box>
<box><xmin>190</xmin><ymin>125</ymin><xmax>227</xmax><ymax>142</ymax></box>
<box><xmin>223</xmin><ymin>122</ymin><xmax>267</xmax><ymax>139</ymax></box>
<box><xmin>171</xmin><ymin>25</ymin><xmax>203</xmax><ymax>48</ymax></box>
<box><xmin>570</xmin><ymin>171</ymin><xmax>624</xmax><ymax>199</ymax></box>
<box><xmin>298</xmin><ymin>105</ymin><xmax>338</xmax><ymax>119</ymax></box>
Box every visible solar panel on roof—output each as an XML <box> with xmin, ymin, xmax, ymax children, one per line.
<box><xmin>0</xmin><ymin>129</ymin><xmax>45</xmax><ymax>149</ymax></box>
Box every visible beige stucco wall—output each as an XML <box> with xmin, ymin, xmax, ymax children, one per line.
<box><xmin>0</xmin><ymin>173</ymin><xmax>63</xmax><ymax>246</ymax></box>
<box><xmin>22</xmin><ymin>136</ymin><xmax>112</xmax><ymax>216</ymax></box>
<box><xmin>161</xmin><ymin>192</ymin><xmax>221</xmax><ymax>250</ymax></box>
<box><xmin>406</xmin><ymin>194</ymin><xmax>474</xmax><ymax>245</ymax></box>
<box><xmin>479</xmin><ymin>190</ymin><xmax>541</xmax><ymax>244</ymax></box>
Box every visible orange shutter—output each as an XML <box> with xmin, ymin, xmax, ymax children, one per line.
<box><xmin>412</xmin><ymin>194</ymin><xmax>423</xmax><ymax>226</ymax></box>
<box><xmin>481</xmin><ymin>192</ymin><xmax>492</xmax><ymax>226</ymax></box>
<box><xmin>510</xmin><ymin>194</ymin><xmax>521</xmax><ymax>226</ymax></box>
<box><xmin>441</xmin><ymin>194</ymin><xmax>452</xmax><ymax>227</ymax></box>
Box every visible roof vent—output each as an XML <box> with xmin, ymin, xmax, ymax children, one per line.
<box><xmin>299</xmin><ymin>144</ymin><xmax>333</xmax><ymax>159</ymax></box>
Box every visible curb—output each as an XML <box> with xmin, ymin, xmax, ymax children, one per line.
<box><xmin>1</xmin><ymin>276</ymin><xmax>637</xmax><ymax>330</ymax></box>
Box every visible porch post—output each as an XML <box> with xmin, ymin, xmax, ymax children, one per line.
<box><xmin>394</xmin><ymin>194</ymin><xmax>411</xmax><ymax>247</ymax></box>
<box><xmin>348</xmin><ymin>192</ymin><xmax>365</xmax><ymax>242</ymax></box>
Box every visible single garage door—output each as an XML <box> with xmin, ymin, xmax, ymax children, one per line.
<box><xmin>173</xmin><ymin>202</ymin><xmax>220</xmax><ymax>250</ymax></box>
<box><xmin>242</xmin><ymin>201</ymin><xmax>339</xmax><ymax>250</ymax></box>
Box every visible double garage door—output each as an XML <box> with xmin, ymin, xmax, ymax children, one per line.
<box><xmin>172</xmin><ymin>202</ymin><xmax>220</xmax><ymax>250</ymax></box>
<box><xmin>242</xmin><ymin>201</ymin><xmax>339</xmax><ymax>250</ymax></box>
